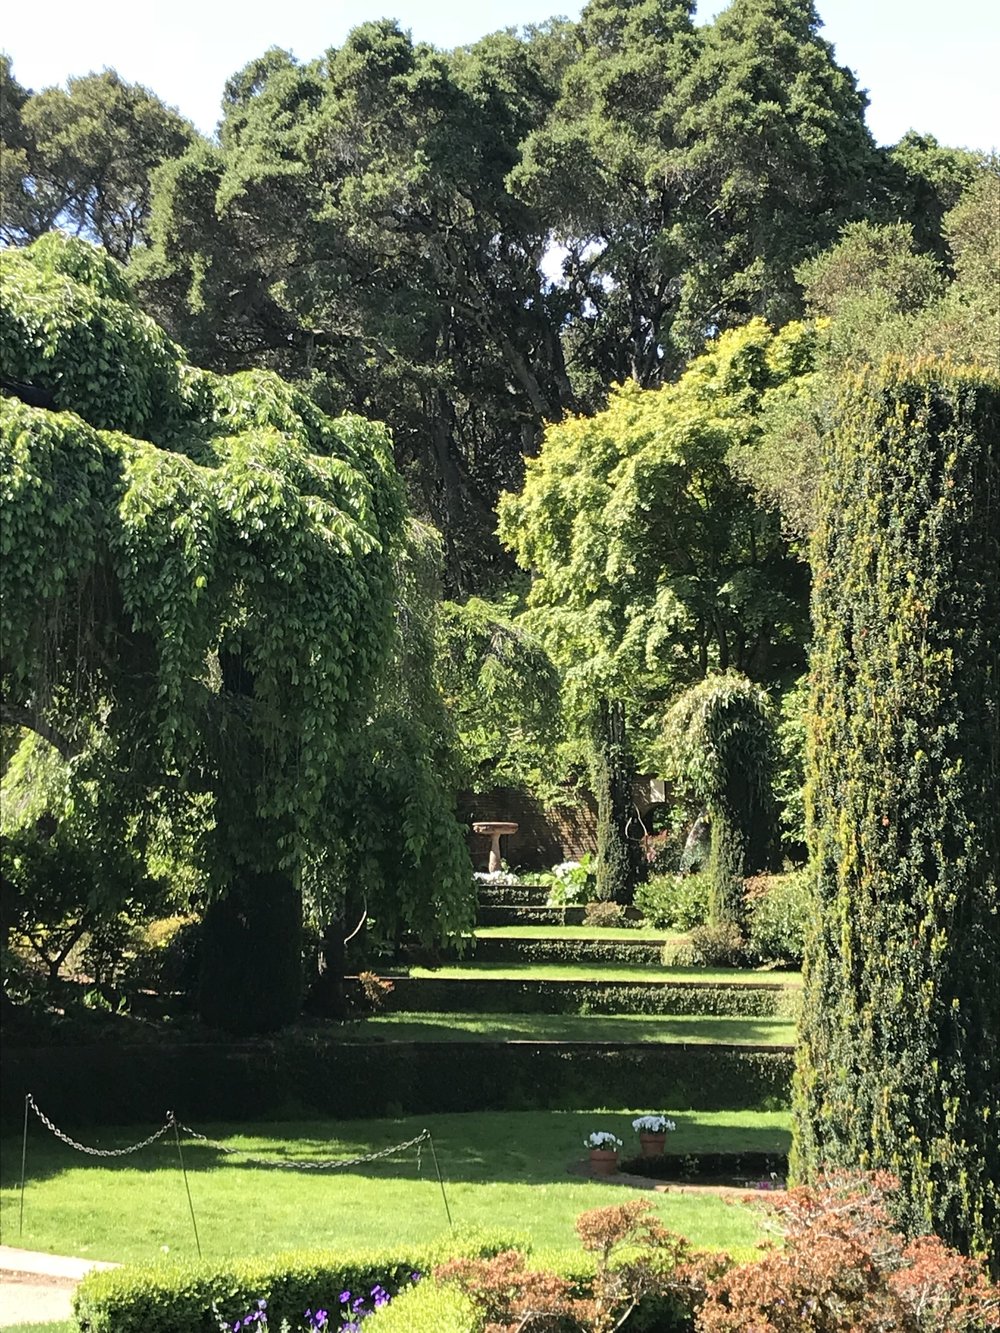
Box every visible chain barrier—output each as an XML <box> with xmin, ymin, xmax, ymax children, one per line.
<box><xmin>25</xmin><ymin>1095</ymin><xmax>429</xmax><ymax>1172</ymax></box>
<box><xmin>26</xmin><ymin>1095</ymin><xmax>176</xmax><ymax>1157</ymax></box>
<box><xmin>174</xmin><ymin>1122</ymin><xmax>430</xmax><ymax>1171</ymax></box>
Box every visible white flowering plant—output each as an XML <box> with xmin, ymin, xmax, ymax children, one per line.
<box><xmin>631</xmin><ymin>1116</ymin><xmax>677</xmax><ymax>1134</ymax></box>
<box><xmin>585</xmin><ymin>1131</ymin><xmax>623</xmax><ymax>1151</ymax></box>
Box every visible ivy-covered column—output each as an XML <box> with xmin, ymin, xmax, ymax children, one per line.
<box><xmin>792</xmin><ymin>366</ymin><xmax>1000</xmax><ymax>1272</ymax></box>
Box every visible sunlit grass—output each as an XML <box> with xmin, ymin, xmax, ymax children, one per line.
<box><xmin>472</xmin><ymin>926</ymin><xmax>680</xmax><ymax>941</ymax></box>
<box><xmin>351</xmin><ymin>1012</ymin><xmax>796</xmax><ymax>1045</ymax></box>
<box><xmin>1</xmin><ymin>1110</ymin><xmax>790</xmax><ymax>1268</ymax></box>
<box><xmin>406</xmin><ymin>962</ymin><xmax>801</xmax><ymax>985</ymax></box>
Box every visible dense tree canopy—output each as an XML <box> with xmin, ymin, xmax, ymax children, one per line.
<box><xmin>498</xmin><ymin>318</ymin><xmax>813</xmax><ymax>759</ymax></box>
<box><xmin>0</xmin><ymin>59</ymin><xmax>196</xmax><ymax>260</ymax></box>
<box><xmin>0</xmin><ymin>234</ymin><xmax>472</xmax><ymax>1027</ymax></box>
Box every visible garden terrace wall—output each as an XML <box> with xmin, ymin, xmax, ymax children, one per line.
<box><xmin>462</xmin><ymin>779</ymin><xmax>666</xmax><ymax>871</ymax></box>
<box><xmin>382</xmin><ymin>977</ymin><xmax>800</xmax><ymax>1019</ymax></box>
<box><xmin>1</xmin><ymin>1041</ymin><xmax>793</xmax><ymax>1128</ymax></box>
<box><xmin>461</xmin><ymin>786</ymin><xmax>599</xmax><ymax>869</ymax></box>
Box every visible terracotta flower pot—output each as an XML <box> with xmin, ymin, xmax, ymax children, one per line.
<box><xmin>639</xmin><ymin>1132</ymin><xmax>666</xmax><ymax>1157</ymax></box>
<box><xmin>589</xmin><ymin>1148</ymin><xmax>619</xmax><ymax>1176</ymax></box>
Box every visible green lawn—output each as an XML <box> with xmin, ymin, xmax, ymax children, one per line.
<box><xmin>1</xmin><ymin>1110</ymin><xmax>790</xmax><ymax>1268</ymax></box>
<box><xmin>2</xmin><ymin>1325</ymin><xmax>72</xmax><ymax>1333</ymax></box>
<box><xmin>473</xmin><ymin>926</ymin><xmax>679</xmax><ymax>941</ymax></box>
<box><xmin>407</xmin><ymin>962</ymin><xmax>801</xmax><ymax>985</ymax></box>
<box><xmin>350</xmin><ymin>1011</ymin><xmax>796</xmax><ymax>1045</ymax></box>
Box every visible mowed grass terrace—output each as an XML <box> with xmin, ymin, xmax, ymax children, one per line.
<box><xmin>1</xmin><ymin>1109</ymin><xmax>791</xmax><ymax>1267</ymax></box>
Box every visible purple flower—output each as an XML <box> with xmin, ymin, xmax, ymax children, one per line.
<box><xmin>339</xmin><ymin>1291</ymin><xmax>351</xmax><ymax>1304</ymax></box>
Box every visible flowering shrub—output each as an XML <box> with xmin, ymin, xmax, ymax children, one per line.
<box><xmin>546</xmin><ymin>855</ymin><xmax>597</xmax><ymax>906</ymax></box>
<box><xmin>585</xmin><ymin>1132</ymin><xmax>623</xmax><ymax>1151</ymax></box>
<box><xmin>217</xmin><ymin>1280</ymin><xmax>414</xmax><ymax>1333</ymax></box>
<box><xmin>696</xmin><ymin>1171</ymin><xmax>1000</xmax><ymax>1331</ymax></box>
<box><xmin>632</xmin><ymin>1115</ymin><xmax>677</xmax><ymax>1135</ymax></box>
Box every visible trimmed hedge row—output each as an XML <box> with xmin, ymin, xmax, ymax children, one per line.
<box><xmin>2</xmin><ymin>1041</ymin><xmax>793</xmax><ymax>1128</ymax></box>
<box><xmin>76</xmin><ymin>1240</ymin><xmax>696</xmax><ymax>1333</ymax></box>
<box><xmin>73</xmin><ymin>1231</ymin><xmax>522</xmax><ymax>1333</ymax></box>
<box><xmin>475</xmin><ymin>906</ymin><xmax>587</xmax><ymax>927</ymax></box>
<box><xmin>382</xmin><ymin>977</ymin><xmax>800</xmax><ymax>1019</ymax></box>
<box><xmin>619</xmin><ymin>1150</ymin><xmax>789</xmax><ymax>1182</ymax></box>
<box><xmin>471</xmin><ymin>938</ymin><xmax>666</xmax><ymax>966</ymax></box>
<box><xmin>475</xmin><ymin>887</ymin><xmax>550</xmax><ymax>908</ymax></box>
<box><xmin>365</xmin><ymin>1279</ymin><xmax>483</xmax><ymax>1332</ymax></box>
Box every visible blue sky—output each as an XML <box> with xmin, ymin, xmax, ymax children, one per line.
<box><xmin>3</xmin><ymin>0</ymin><xmax>997</xmax><ymax>152</ymax></box>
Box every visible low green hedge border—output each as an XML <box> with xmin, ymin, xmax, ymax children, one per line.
<box><xmin>475</xmin><ymin>888</ymin><xmax>549</xmax><ymax>908</ymax></box>
<box><xmin>475</xmin><ymin>906</ymin><xmax>587</xmax><ymax>927</ymax></box>
<box><xmin>383</xmin><ymin>978</ymin><xmax>800</xmax><ymax>1019</ymax></box>
<box><xmin>619</xmin><ymin>1150</ymin><xmax>789</xmax><ymax>1181</ymax></box>
<box><xmin>363</xmin><ymin>1278</ymin><xmax>483</xmax><ymax>1332</ymax></box>
<box><xmin>471</xmin><ymin>938</ymin><xmax>666</xmax><ymax>966</ymax></box>
<box><xmin>3</xmin><ymin>1041</ymin><xmax>792</xmax><ymax>1127</ymax></box>
<box><xmin>74</xmin><ymin>1231</ymin><xmax>525</xmax><ymax>1333</ymax></box>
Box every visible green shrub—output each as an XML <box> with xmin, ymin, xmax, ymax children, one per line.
<box><xmin>545</xmin><ymin>856</ymin><xmax>596</xmax><ymax>907</ymax></box>
<box><xmin>687</xmin><ymin>922</ymin><xmax>748</xmax><ymax>968</ymax></box>
<box><xmin>583</xmin><ymin>900</ymin><xmax>626</xmax><ymax>928</ymax></box>
<box><xmin>365</xmin><ymin>1279</ymin><xmax>483</xmax><ymax>1332</ymax></box>
<box><xmin>635</xmin><ymin>872</ymin><xmax>711</xmax><ymax>930</ymax></box>
<box><xmin>73</xmin><ymin>1233</ymin><xmax>522</xmax><ymax>1333</ymax></box>
<box><xmin>746</xmin><ymin>870</ymin><xmax>813</xmax><ymax>966</ymax></box>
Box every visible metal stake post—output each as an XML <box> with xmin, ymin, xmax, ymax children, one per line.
<box><xmin>19</xmin><ymin>1094</ymin><xmax>30</xmax><ymax>1237</ymax></box>
<box><xmin>425</xmin><ymin>1130</ymin><xmax>453</xmax><ymax>1229</ymax></box>
<box><xmin>170</xmin><ymin>1112</ymin><xmax>202</xmax><ymax>1259</ymax></box>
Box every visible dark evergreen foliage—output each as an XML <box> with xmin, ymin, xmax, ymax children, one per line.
<box><xmin>792</xmin><ymin>365</ymin><xmax>1000</xmax><ymax>1272</ymax></box>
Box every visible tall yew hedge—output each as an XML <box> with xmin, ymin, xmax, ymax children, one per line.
<box><xmin>792</xmin><ymin>364</ymin><xmax>1000</xmax><ymax>1271</ymax></box>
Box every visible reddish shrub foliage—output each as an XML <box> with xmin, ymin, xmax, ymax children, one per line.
<box><xmin>696</xmin><ymin>1171</ymin><xmax>1000</xmax><ymax>1332</ymax></box>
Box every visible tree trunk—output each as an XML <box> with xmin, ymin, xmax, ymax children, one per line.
<box><xmin>592</xmin><ymin>697</ymin><xmax>641</xmax><ymax>903</ymax></box>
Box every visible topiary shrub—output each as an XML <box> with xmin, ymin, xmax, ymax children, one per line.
<box><xmin>792</xmin><ymin>364</ymin><xmax>1000</xmax><ymax>1272</ymax></box>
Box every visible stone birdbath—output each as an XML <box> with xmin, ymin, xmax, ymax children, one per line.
<box><xmin>472</xmin><ymin>820</ymin><xmax>518</xmax><ymax>873</ymax></box>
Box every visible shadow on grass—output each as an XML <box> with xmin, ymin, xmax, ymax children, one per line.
<box><xmin>350</xmin><ymin>1013</ymin><xmax>795</xmax><ymax>1045</ymax></box>
<box><xmin>1</xmin><ymin>1109</ymin><xmax>791</xmax><ymax>1191</ymax></box>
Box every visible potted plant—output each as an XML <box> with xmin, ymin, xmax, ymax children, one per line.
<box><xmin>632</xmin><ymin>1115</ymin><xmax>677</xmax><ymax>1157</ymax></box>
<box><xmin>585</xmin><ymin>1131</ymin><xmax>623</xmax><ymax>1175</ymax></box>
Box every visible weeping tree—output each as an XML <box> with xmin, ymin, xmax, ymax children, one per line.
<box><xmin>436</xmin><ymin>595</ymin><xmax>562</xmax><ymax>798</ymax></box>
<box><xmin>662</xmin><ymin>673</ymin><xmax>780</xmax><ymax>925</ymax></box>
<box><xmin>792</xmin><ymin>364</ymin><xmax>1000</xmax><ymax>1273</ymax></box>
<box><xmin>1</xmin><ymin>233</ymin><xmax>407</xmax><ymax>1033</ymax></box>
<box><xmin>307</xmin><ymin>521</ymin><xmax>476</xmax><ymax>1018</ymax></box>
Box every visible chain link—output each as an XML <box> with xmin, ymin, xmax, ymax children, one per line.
<box><xmin>27</xmin><ymin>1096</ymin><xmax>175</xmax><ymax>1157</ymax></box>
<box><xmin>174</xmin><ymin>1122</ymin><xmax>430</xmax><ymax>1171</ymax></box>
